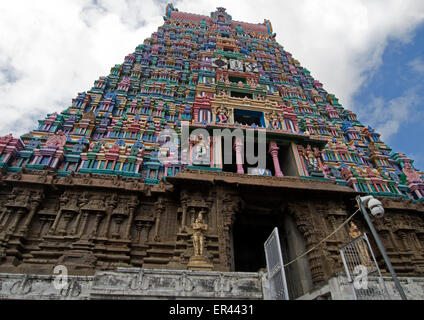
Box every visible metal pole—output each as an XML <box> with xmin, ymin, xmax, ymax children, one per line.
<box><xmin>356</xmin><ymin>196</ymin><xmax>407</xmax><ymax>300</ymax></box>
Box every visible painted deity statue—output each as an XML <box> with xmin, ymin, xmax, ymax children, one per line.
<box><xmin>267</xmin><ymin>112</ymin><xmax>280</xmax><ymax>130</ymax></box>
<box><xmin>191</xmin><ymin>211</ymin><xmax>208</xmax><ymax>257</ymax></box>
<box><xmin>216</xmin><ymin>106</ymin><xmax>229</xmax><ymax>123</ymax></box>
<box><xmin>46</xmin><ymin>130</ymin><xmax>67</xmax><ymax>149</ymax></box>
<box><xmin>311</xmin><ymin>88</ymin><xmax>322</xmax><ymax>103</ymax></box>
<box><xmin>306</xmin><ymin>145</ymin><xmax>320</xmax><ymax>171</ymax></box>
<box><xmin>403</xmin><ymin>162</ymin><xmax>423</xmax><ymax>183</ymax></box>
<box><xmin>349</xmin><ymin>222</ymin><xmax>373</xmax><ymax>268</ymax></box>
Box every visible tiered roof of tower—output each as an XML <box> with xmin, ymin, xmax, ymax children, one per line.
<box><xmin>0</xmin><ymin>4</ymin><xmax>423</xmax><ymax>202</ymax></box>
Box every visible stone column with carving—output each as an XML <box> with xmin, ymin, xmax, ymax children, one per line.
<box><xmin>219</xmin><ymin>193</ymin><xmax>239</xmax><ymax>271</ymax></box>
<box><xmin>289</xmin><ymin>202</ymin><xmax>326</xmax><ymax>284</ymax></box>
<box><xmin>8</xmin><ymin>208</ymin><xmax>25</xmax><ymax>235</ymax></box>
<box><xmin>91</xmin><ymin>212</ymin><xmax>104</xmax><ymax>238</ymax></box>
<box><xmin>180</xmin><ymin>199</ymin><xmax>188</xmax><ymax>233</ymax></box>
<box><xmin>78</xmin><ymin>211</ymin><xmax>90</xmax><ymax>239</ymax></box>
<box><xmin>268</xmin><ymin>141</ymin><xmax>284</xmax><ymax>177</ymax></box>
<box><xmin>49</xmin><ymin>191</ymin><xmax>69</xmax><ymax>235</ymax></box>
<box><xmin>153</xmin><ymin>198</ymin><xmax>165</xmax><ymax>241</ymax></box>
<box><xmin>19</xmin><ymin>191</ymin><xmax>44</xmax><ymax>236</ymax></box>
<box><xmin>69</xmin><ymin>192</ymin><xmax>88</xmax><ymax>236</ymax></box>
<box><xmin>124</xmin><ymin>196</ymin><xmax>139</xmax><ymax>240</ymax></box>
<box><xmin>0</xmin><ymin>208</ymin><xmax>12</xmax><ymax>232</ymax></box>
<box><xmin>101</xmin><ymin>194</ymin><xmax>118</xmax><ymax>238</ymax></box>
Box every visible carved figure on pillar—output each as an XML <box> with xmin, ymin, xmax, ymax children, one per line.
<box><xmin>298</xmin><ymin>145</ymin><xmax>324</xmax><ymax>178</ymax></box>
<box><xmin>187</xmin><ymin>210</ymin><xmax>213</xmax><ymax>271</ymax></box>
<box><xmin>216</xmin><ymin>105</ymin><xmax>229</xmax><ymax>123</ymax></box>
<box><xmin>192</xmin><ymin>211</ymin><xmax>208</xmax><ymax>257</ymax></box>
<box><xmin>349</xmin><ymin>222</ymin><xmax>373</xmax><ymax>268</ymax></box>
<box><xmin>267</xmin><ymin>112</ymin><xmax>280</xmax><ymax>130</ymax></box>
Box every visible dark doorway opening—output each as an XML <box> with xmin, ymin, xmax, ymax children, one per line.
<box><xmin>221</xmin><ymin>136</ymin><xmax>238</xmax><ymax>173</ymax></box>
<box><xmin>229</xmin><ymin>76</ymin><xmax>247</xmax><ymax>84</ymax></box>
<box><xmin>221</xmin><ymin>136</ymin><xmax>271</xmax><ymax>175</ymax></box>
<box><xmin>232</xmin><ymin>204</ymin><xmax>313</xmax><ymax>298</ymax></box>
<box><xmin>233</xmin><ymin>109</ymin><xmax>264</xmax><ymax>127</ymax></box>
<box><xmin>233</xmin><ymin>207</ymin><xmax>283</xmax><ymax>272</ymax></box>
<box><xmin>278</xmin><ymin>143</ymin><xmax>300</xmax><ymax>177</ymax></box>
<box><xmin>231</xmin><ymin>91</ymin><xmax>253</xmax><ymax>99</ymax></box>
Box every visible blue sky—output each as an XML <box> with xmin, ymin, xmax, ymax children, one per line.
<box><xmin>353</xmin><ymin>23</ymin><xmax>424</xmax><ymax>170</ymax></box>
<box><xmin>0</xmin><ymin>0</ymin><xmax>423</xmax><ymax>171</ymax></box>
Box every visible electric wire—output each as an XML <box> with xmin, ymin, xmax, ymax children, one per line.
<box><xmin>283</xmin><ymin>208</ymin><xmax>360</xmax><ymax>268</ymax></box>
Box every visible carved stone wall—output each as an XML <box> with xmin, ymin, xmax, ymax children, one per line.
<box><xmin>0</xmin><ymin>268</ymin><xmax>263</xmax><ymax>300</ymax></box>
<box><xmin>0</xmin><ymin>169</ymin><xmax>423</xmax><ymax>293</ymax></box>
<box><xmin>2</xmin><ymin>269</ymin><xmax>424</xmax><ymax>300</ymax></box>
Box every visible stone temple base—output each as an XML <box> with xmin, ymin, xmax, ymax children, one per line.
<box><xmin>187</xmin><ymin>256</ymin><xmax>213</xmax><ymax>271</ymax></box>
<box><xmin>0</xmin><ymin>268</ymin><xmax>265</xmax><ymax>300</ymax></box>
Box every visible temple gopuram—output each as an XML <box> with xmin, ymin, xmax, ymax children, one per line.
<box><xmin>0</xmin><ymin>5</ymin><xmax>423</xmax><ymax>300</ymax></box>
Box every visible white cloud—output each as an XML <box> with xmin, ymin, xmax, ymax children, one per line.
<box><xmin>0</xmin><ymin>0</ymin><xmax>163</xmax><ymax>135</ymax></box>
<box><xmin>408</xmin><ymin>57</ymin><xmax>424</xmax><ymax>74</ymax></box>
<box><xmin>0</xmin><ymin>0</ymin><xmax>424</xmax><ymax>137</ymax></box>
<box><xmin>358</xmin><ymin>87</ymin><xmax>422</xmax><ymax>141</ymax></box>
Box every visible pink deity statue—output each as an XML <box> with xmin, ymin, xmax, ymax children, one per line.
<box><xmin>216</xmin><ymin>106</ymin><xmax>229</xmax><ymax>123</ymax></box>
<box><xmin>109</xmin><ymin>144</ymin><xmax>120</xmax><ymax>154</ymax></box>
<box><xmin>403</xmin><ymin>162</ymin><xmax>423</xmax><ymax>183</ymax></box>
<box><xmin>46</xmin><ymin>130</ymin><xmax>67</xmax><ymax>148</ymax></box>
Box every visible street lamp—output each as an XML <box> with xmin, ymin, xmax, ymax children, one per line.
<box><xmin>356</xmin><ymin>195</ymin><xmax>408</xmax><ymax>300</ymax></box>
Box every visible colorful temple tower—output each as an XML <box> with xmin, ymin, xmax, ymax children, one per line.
<box><xmin>0</xmin><ymin>5</ymin><xmax>423</xmax><ymax>299</ymax></box>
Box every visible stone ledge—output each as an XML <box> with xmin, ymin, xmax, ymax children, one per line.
<box><xmin>169</xmin><ymin>169</ymin><xmax>357</xmax><ymax>194</ymax></box>
<box><xmin>0</xmin><ymin>268</ymin><xmax>265</xmax><ymax>300</ymax></box>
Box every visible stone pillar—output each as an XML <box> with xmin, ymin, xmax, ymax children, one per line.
<box><xmin>19</xmin><ymin>194</ymin><xmax>43</xmax><ymax>235</ymax></box>
<box><xmin>180</xmin><ymin>200</ymin><xmax>188</xmax><ymax>233</ymax></box>
<box><xmin>9</xmin><ymin>209</ymin><xmax>25</xmax><ymax>234</ymax></box>
<box><xmin>58</xmin><ymin>211</ymin><xmax>74</xmax><ymax>235</ymax></box>
<box><xmin>268</xmin><ymin>141</ymin><xmax>284</xmax><ymax>177</ymax></box>
<box><xmin>124</xmin><ymin>198</ymin><xmax>139</xmax><ymax>240</ymax></box>
<box><xmin>0</xmin><ymin>208</ymin><xmax>12</xmax><ymax>231</ymax></box>
<box><xmin>233</xmin><ymin>137</ymin><xmax>244</xmax><ymax>174</ymax></box>
<box><xmin>49</xmin><ymin>209</ymin><xmax>63</xmax><ymax>235</ymax></box>
<box><xmin>70</xmin><ymin>210</ymin><xmax>83</xmax><ymax>235</ymax></box>
<box><xmin>78</xmin><ymin>212</ymin><xmax>89</xmax><ymax>238</ymax></box>
<box><xmin>101</xmin><ymin>195</ymin><xmax>118</xmax><ymax>238</ymax></box>
<box><xmin>164</xmin><ymin>163</ymin><xmax>170</xmax><ymax>177</ymax></box>
<box><xmin>154</xmin><ymin>199</ymin><xmax>165</xmax><ymax>241</ymax></box>
<box><xmin>91</xmin><ymin>212</ymin><xmax>104</xmax><ymax>238</ymax></box>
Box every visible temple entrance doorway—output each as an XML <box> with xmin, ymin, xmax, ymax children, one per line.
<box><xmin>232</xmin><ymin>205</ymin><xmax>283</xmax><ymax>273</ymax></box>
<box><xmin>231</xmin><ymin>199</ymin><xmax>313</xmax><ymax>299</ymax></box>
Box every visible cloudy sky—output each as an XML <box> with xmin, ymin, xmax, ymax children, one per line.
<box><xmin>0</xmin><ymin>0</ymin><xmax>423</xmax><ymax>169</ymax></box>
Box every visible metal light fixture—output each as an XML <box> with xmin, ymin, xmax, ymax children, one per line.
<box><xmin>359</xmin><ymin>195</ymin><xmax>384</xmax><ymax>218</ymax></box>
<box><xmin>356</xmin><ymin>195</ymin><xmax>407</xmax><ymax>300</ymax></box>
